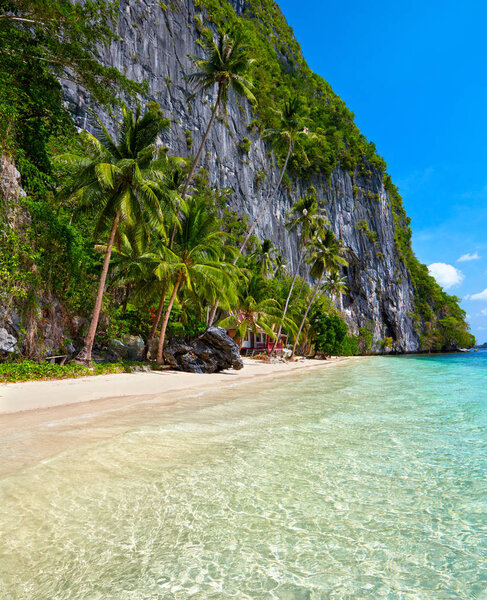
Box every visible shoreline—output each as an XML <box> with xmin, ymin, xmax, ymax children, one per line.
<box><xmin>0</xmin><ymin>356</ymin><xmax>359</xmax><ymax>477</ymax></box>
<box><xmin>0</xmin><ymin>356</ymin><xmax>357</xmax><ymax>416</ymax></box>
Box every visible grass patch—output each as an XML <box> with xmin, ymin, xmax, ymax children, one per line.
<box><xmin>0</xmin><ymin>360</ymin><xmax>152</xmax><ymax>383</ymax></box>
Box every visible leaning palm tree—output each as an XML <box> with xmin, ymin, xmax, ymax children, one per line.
<box><xmin>271</xmin><ymin>192</ymin><xmax>327</xmax><ymax>353</ymax></box>
<box><xmin>148</xmin><ymin>198</ymin><xmax>239</xmax><ymax>364</ymax></box>
<box><xmin>56</xmin><ymin>103</ymin><xmax>170</xmax><ymax>365</ymax></box>
<box><xmin>182</xmin><ymin>28</ymin><xmax>255</xmax><ymax>200</ymax></box>
<box><xmin>207</xmin><ymin>96</ymin><xmax>308</xmax><ymax>324</ymax></box>
<box><xmin>323</xmin><ymin>270</ymin><xmax>348</xmax><ymax>312</ymax></box>
<box><xmin>238</xmin><ymin>95</ymin><xmax>309</xmax><ymax>254</ymax></box>
<box><xmin>292</xmin><ymin>230</ymin><xmax>348</xmax><ymax>357</ymax></box>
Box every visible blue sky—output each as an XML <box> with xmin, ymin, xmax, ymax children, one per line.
<box><xmin>277</xmin><ymin>0</ymin><xmax>487</xmax><ymax>342</ymax></box>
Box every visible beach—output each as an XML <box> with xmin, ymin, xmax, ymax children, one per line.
<box><xmin>0</xmin><ymin>356</ymin><xmax>353</xmax><ymax>416</ymax></box>
<box><xmin>1</xmin><ymin>352</ymin><xmax>485</xmax><ymax>599</ymax></box>
<box><xmin>0</xmin><ymin>356</ymin><xmax>355</xmax><ymax>477</ymax></box>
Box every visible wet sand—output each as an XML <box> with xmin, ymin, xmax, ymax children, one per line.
<box><xmin>0</xmin><ymin>357</ymin><xmax>357</xmax><ymax>475</ymax></box>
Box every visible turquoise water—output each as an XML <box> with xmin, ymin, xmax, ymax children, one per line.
<box><xmin>0</xmin><ymin>352</ymin><xmax>486</xmax><ymax>599</ymax></box>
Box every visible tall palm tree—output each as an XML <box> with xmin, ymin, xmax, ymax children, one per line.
<box><xmin>238</xmin><ymin>95</ymin><xmax>309</xmax><ymax>254</ymax></box>
<box><xmin>208</xmin><ymin>96</ymin><xmax>309</xmax><ymax>325</ymax></box>
<box><xmin>182</xmin><ymin>28</ymin><xmax>255</xmax><ymax>200</ymax></box>
<box><xmin>323</xmin><ymin>270</ymin><xmax>348</xmax><ymax>312</ymax></box>
<box><xmin>292</xmin><ymin>230</ymin><xmax>348</xmax><ymax>357</ymax></box>
<box><xmin>271</xmin><ymin>193</ymin><xmax>326</xmax><ymax>353</ymax></box>
<box><xmin>56</xmin><ymin>103</ymin><xmax>170</xmax><ymax>365</ymax></box>
<box><xmin>148</xmin><ymin>198</ymin><xmax>239</xmax><ymax>364</ymax></box>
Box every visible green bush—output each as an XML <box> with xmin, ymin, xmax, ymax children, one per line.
<box><xmin>238</xmin><ymin>137</ymin><xmax>251</xmax><ymax>153</ymax></box>
<box><xmin>309</xmin><ymin>311</ymin><xmax>348</xmax><ymax>355</ymax></box>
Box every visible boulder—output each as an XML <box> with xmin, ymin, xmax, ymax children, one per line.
<box><xmin>108</xmin><ymin>335</ymin><xmax>145</xmax><ymax>361</ymax></box>
<box><xmin>0</xmin><ymin>327</ymin><xmax>18</xmax><ymax>354</ymax></box>
<box><xmin>163</xmin><ymin>327</ymin><xmax>244</xmax><ymax>374</ymax></box>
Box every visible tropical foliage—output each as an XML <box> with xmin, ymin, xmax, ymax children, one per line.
<box><xmin>0</xmin><ymin>1</ymin><xmax>474</xmax><ymax>376</ymax></box>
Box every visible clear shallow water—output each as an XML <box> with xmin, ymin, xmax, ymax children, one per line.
<box><xmin>0</xmin><ymin>353</ymin><xmax>486</xmax><ymax>600</ymax></box>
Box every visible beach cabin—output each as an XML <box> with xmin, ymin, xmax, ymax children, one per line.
<box><xmin>227</xmin><ymin>328</ymin><xmax>287</xmax><ymax>356</ymax></box>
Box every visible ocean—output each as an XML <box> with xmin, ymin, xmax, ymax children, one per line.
<box><xmin>0</xmin><ymin>351</ymin><xmax>486</xmax><ymax>599</ymax></box>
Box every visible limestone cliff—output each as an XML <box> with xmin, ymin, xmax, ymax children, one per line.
<box><xmin>63</xmin><ymin>0</ymin><xmax>420</xmax><ymax>352</ymax></box>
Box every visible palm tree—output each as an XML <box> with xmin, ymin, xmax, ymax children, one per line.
<box><xmin>208</xmin><ymin>96</ymin><xmax>309</xmax><ymax>324</ymax></box>
<box><xmin>273</xmin><ymin>253</ymin><xmax>288</xmax><ymax>279</ymax></box>
<box><xmin>145</xmin><ymin>160</ymin><xmax>188</xmax><ymax>344</ymax></box>
<box><xmin>56</xmin><ymin>103</ymin><xmax>170</xmax><ymax>365</ymax></box>
<box><xmin>271</xmin><ymin>192</ymin><xmax>326</xmax><ymax>353</ymax></box>
<box><xmin>148</xmin><ymin>198</ymin><xmax>239</xmax><ymax>364</ymax></box>
<box><xmin>182</xmin><ymin>28</ymin><xmax>255</xmax><ymax>200</ymax></box>
<box><xmin>292</xmin><ymin>230</ymin><xmax>348</xmax><ymax>357</ymax></box>
<box><xmin>323</xmin><ymin>270</ymin><xmax>348</xmax><ymax>312</ymax></box>
<box><xmin>238</xmin><ymin>95</ymin><xmax>309</xmax><ymax>254</ymax></box>
<box><xmin>218</xmin><ymin>274</ymin><xmax>292</xmax><ymax>345</ymax></box>
<box><xmin>251</xmin><ymin>238</ymin><xmax>276</xmax><ymax>279</ymax></box>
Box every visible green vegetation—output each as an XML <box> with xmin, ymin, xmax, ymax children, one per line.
<box><xmin>0</xmin><ymin>0</ymin><xmax>473</xmax><ymax>377</ymax></box>
<box><xmin>239</xmin><ymin>137</ymin><xmax>252</xmax><ymax>153</ymax></box>
<box><xmin>193</xmin><ymin>0</ymin><xmax>387</xmax><ymax>178</ymax></box>
<box><xmin>356</xmin><ymin>219</ymin><xmax>378</xmax><ymax>244</ymax></box>
<box><xmin>0</xmin><ymin>359</ymin><xmax>150</xmax><ymax>383</ymax></box>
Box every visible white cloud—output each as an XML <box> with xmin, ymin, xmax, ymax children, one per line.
<box><xmin>480</xmin><ymin>308</ymin><xmax>487</xmax><ymax>316</ymax></box>
<box><xmin>471</xmin><ymin>288</ymin><xmax>487</xmax><ymax>301</ymax></box>
<box><xmin>428</xmin><ymin>263</ymin><xmax>465</xmax><ymax>289</ymax></box>
<box><xmin>457</xmin><ymin>252</ymin><xmax>481</xmax><ymax>262</ymax></box>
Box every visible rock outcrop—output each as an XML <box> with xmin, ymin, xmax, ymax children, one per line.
<box><xmin>62</xmin><ymin>0</ymin><xmax>422</xmax><ymax>353</ymax></box>
<box><xmin>163</xmin><ymin>327</ymin><xmax>244</xmax><ymax>373</ymax></box>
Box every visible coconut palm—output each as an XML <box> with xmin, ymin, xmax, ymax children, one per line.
<box><xmin>292</xmin><ymin>230</ymin><xmax>348</xmax><ymax>357</ymax></box>
<box><xmin>271</xmin><ymin>193</ymin><xmax>327</xmax><ymax>353</ymax></box>
<box><xmin>218</xmin><ymin>274</ymin><xmax>292</xmax><ymax>345</ymax></box>
<box><xmin>273</xmin><ymin>253</ymin><xmax>288</xmax><ymax>279</ymax></box>
<box><xmin>251</xmin><ymin>238</ymin><xmax>276</xmax><ymax>279</ymax></box>
<box><xmin>56</xmin><ymin>103</ymin><xmax>170</xmax><ymax>365</ymax></box>
<box><xmin>323</xmin><ymin>270</ymin><xmax>348</xmax><ymax>312</ymax></box>
<box><xmin>238</xmin><ymin>95</ymin><xmax>309</xmax><ymax>254</ymax></box>
<box><xmin>148</xmin><ymin>198</ymin><xmax>239</xmax><ymax>364</ymax></box>
<box><xmin>208</xmin><ymin>96</ymin><xmax>310</xmax><ymax>323</ymax></box>
<box><xmin>182</xmin><ymin>28</ymin><xmax>255</xmax><ymax>200</ymax></box>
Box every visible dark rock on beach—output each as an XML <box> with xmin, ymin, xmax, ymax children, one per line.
<box><xmin>163</xmin><ymin>327</ymin><xmax>244</xmax><ymax>374</ymax></box>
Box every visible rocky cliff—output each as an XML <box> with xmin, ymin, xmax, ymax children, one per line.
<box><xmin>61</xmin><ymin>0</ymin><xmax>421</xmax><ymax>351</ymax></box>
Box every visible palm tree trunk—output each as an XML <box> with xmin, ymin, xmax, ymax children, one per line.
<box><xmin>76</xmin><ymin>211</ymin><xmax>121</xmax><ymax>366</ymax></box>
<box><xmin>238</xmin><ymin>139</ymin><xmax>293</xmax><ymax>255</ymax></box>
<box><xmin>291</xmin><ymin>272</ymin><xmax>324</xmax><ymax>358</ymax></box>
<box><xmin>156</xmin><ymin>273</ymin><xmax>183</xmax><ymax>364</ymax></box>
<box><xmin>207</xmin><ymin>300</ymin><xmax>219</xmax><ymax>327</ymax></box>
<box><xmin>149</xmin><ymin>283</ymin><xmax>167</xmax><ymax>340</ymax></box>
<box><xmin>271</xmin><ymin>246</ymin><xmax>304</xmax><ymax>354</ymax></box>
<box><xmin>181</xmin><ymin>84</ymin><xmax>223</xmax><ymax>201</ymax></box>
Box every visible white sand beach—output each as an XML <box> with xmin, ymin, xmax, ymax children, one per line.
<box><xmin>0</xmin><ymin>357</ymin><xmax>353</xmax><ymax>415</ymax></box>
<box><xmin>0</xmin><ymin>356</ymin><xmax>357</xmax><ymax>476</ymax></box>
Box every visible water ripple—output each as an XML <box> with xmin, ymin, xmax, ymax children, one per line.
<box><xmin>1</xmin><ymin>353</ymin><xmax>487</xmax><ymax>599</ymax></box>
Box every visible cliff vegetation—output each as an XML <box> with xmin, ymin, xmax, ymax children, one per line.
<box><xmin>0</xmin><ymin>0</ymin><xmax>474</xmax><ymax>370</ymax></box>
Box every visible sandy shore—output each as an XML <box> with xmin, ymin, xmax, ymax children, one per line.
<box><xmin>0</xmin><ymin>356</ymin><xmax>354</xmax><ymax>415</ymax></box>
<box><xmin>0</xmin><ymin>356</ymin><xmax>359</xmax><ymax>476</ymax></box>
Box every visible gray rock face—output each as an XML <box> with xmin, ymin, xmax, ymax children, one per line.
<box><xmin>164</xmin><ymin>326</ymin><xmax>244</xmax><ymax>373</ymax></box>
<box><xmin>0</xmin><ymin>328</ymin><xmax>17</xmax><ymax>354</ymax></box>
<box><xmin>62</xmin><ymin>0</ymin><xmax>421</xmax><ymax>352</ymax></box>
